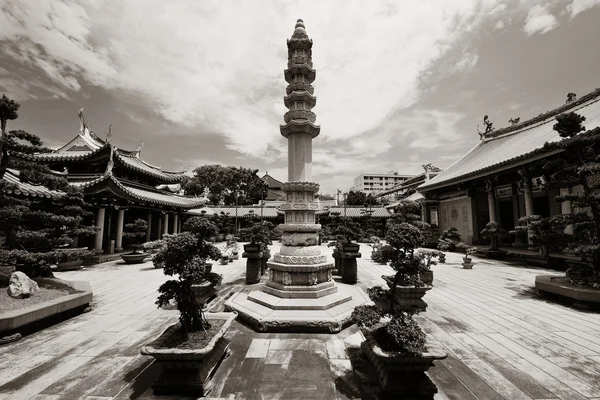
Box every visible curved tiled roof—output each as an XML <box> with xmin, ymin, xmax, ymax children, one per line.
<box><xmin>320</xmin><ymin>207</ymin><xmax>392</xmax><ymax>218</ymax></box>
<box><xmin>71</xmin><ymin>173</ymin><xmax>206</xmax><ymax>209</ymax></box>
<box><xmin>2</xmin><ymin>169</ymin><xmax>64</xmax><ymax>199</ymax></box>
<box><xmin>114</xmin><ymin>152</ymin><xmax>183</xmax><ymax>182</ymax></box>
<box><xmin>420</xmin><ymin>89</ymin><xmax>600</xmax><ymax>191</ymax></box>
<box><xmin>187</xmin><ymin>206</ymin><xmax>281</xmax><ymax>218</ymax></box>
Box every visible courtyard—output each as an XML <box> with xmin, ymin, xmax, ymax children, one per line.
<box><xmin>1</xmin><ymin>244</ymin><xmax>599</xmax><ymax>400</ymax></box>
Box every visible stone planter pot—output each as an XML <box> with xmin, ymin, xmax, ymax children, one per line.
<box><xmin>421</xmin><ymin>270</ymin><xmax>433</xmax><ymax>286</ymax></box>
<box><xmin>361</xmin><ymin>329</ymin><xmax>447</xmax><ymax>399</ymax></box>
<box><xmin>382</xmin><ymin>275</ymin><xmax>432</xmax><ymax>312</ymax></box>
<box><xmin>56</xmin><ymin>259</ymin><xmax>84</xmax><ymax>271</ymax></box>
<box><xmin>140</xmin><ymin>312</ymin><xmax>237</xmax><ymax>396</ymax></box>
<box><xmin>219</xmin><ymin>258</ymin><xmax>229</xmax><ymax>265</ymax></box>
<box><xmin>243</xmin><ymin>244</ymin><xmax>261</xmax><ymax>253</ymax></box>
<box><xmin>438</xmin><ymin>254</ymin><xmax>446</xmax><ymax>264</ymax></box>
<box><xmin>340</xmin><ymin>253</ymin><xmax>361</xmax><ymax>285</ymax></box>
<box><xmin>191</xmin><ymin>263</ymin><xmax>216</xmax><ymax>307</ymax></box>
<box><xmin>342</xmin><ymin>243</ymin><xmax>360</xmax><ymax>253</ymax></box>
<box><xmin>231</xmin><ymin>252</ymin><xmax>239</xmax><ymax>260</ymax></box>
<box><xmin>216</xmin><ymin>234</ymin><xmax>225</xmax><ymax>242</ymax></box>
<box><xmin>462</xmin><ymin>257</ymin><xmax>473</xmax><ymax>269</ymax></box>
<box><xmin>121</xmin><ymin>252</ymin><xmax>149</xmax><ymax>264</ymax></box>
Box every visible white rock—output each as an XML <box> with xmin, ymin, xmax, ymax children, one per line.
<box><xmin>7</xmin><ymin>271</ymin><xmax>39</xmax><ymax>299</ymax></box>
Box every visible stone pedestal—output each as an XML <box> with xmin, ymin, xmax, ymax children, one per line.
<box><xmin>243</xmin><ymin>251</ymin><xmax>263</xmax><ymax>285</ymax></box>
<box><xmin>340</xmin><ymin>252</ymin><xmax>361</xmax><ymax>284</ymax></box>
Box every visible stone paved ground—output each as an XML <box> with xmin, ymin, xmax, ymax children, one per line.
<box><xmin>1</xmin><ymin>244</ymin><xmax>600</xmax><ymax>399</ymax></box>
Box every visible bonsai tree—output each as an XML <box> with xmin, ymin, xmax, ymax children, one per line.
<box><xmin>437</xmin><ymin>227</ymin><xmax>461</xmax><ymax>252</ymax></box>
<box><xmin>385</xmin><ymin>222</ymin><xmax>427</xmax><ymax>303</ymax></box>
<box><xmin>123</xmin><ymin>219</ymin><xmax>148</xmax><ymax>254</ymax></box>
<box><xmin>416</xmin><ymin>249</ymin><xmax>441</xmax><ymax>271</ymax></box>
<box><xmin>371</xmin><ymin>244</ymin><xmax>393</xmax><ymax>265</ymax></box>
<box><xmin>154</xmin><ymin>217</ymin><xmax>223</xmax><ymax>331</ymax></box>
<box><xmin>456</xmin><ymin>243</ymin><xmax>477</xmax><ymax>261</ymax></box>
<box><xmin>0</xmin><ymin>94</ymin><xmax>97</xmax><ymax>277</ymax></box>
<box><xmin>330</xmin><ymin>217</ymin><xmax>363</xmax><ymax>249</ymax></box>
<box><xmin>512</xmin><ymin>215</ymin><xmax>570</xmax><ymax>258</ymax></box>
<box><xmin>480</xmin><ymin>221</ymin><xmax>508</xmax><ymax>251</ymax></box>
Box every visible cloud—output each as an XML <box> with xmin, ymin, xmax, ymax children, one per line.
<box><xmin>0</xmin><ymin>0</ymin><xmax>510</xmax><ymax>159</ymax></box>
<box><xmin>568</xmin><ymin>0</ymin><xmax>600</xmax><ymax>17</ymax></box>
<box><xmin>523</xmin><ymin>5</ymin><xmax>559</xmax><ymax>35</ymax></box>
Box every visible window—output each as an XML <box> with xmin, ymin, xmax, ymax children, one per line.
<box><xmin>294</xmin><ymin>49</ymin><xmax>305</xmax><ymax>57</ymax></box>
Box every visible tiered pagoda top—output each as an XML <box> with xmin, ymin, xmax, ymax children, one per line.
<box><xmin>280</xmin><ymin>19</ymin><xmax>320</xmax><ymax>139</ymax></box>
<box><xmin>20</xmin><ymin>109</ymin><xmax>206</xmax><ymax>210</ymax></box>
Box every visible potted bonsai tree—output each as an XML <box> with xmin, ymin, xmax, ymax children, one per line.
<box><xmin>330</xmin><ymin>217</ymin><xmax>363</xmax><ymax>284</ymax></box>
<box><xmin>456</xmin><ymin>243</ymin><xmax>477</xmax><ymax>269</ymax></box>
<box><xmin>351</xmin><ymin>288</ymin><xmax>447</xmax><ymax>397</ymax></box>
<box><xmin>416</xmin><ymin>249</ymin><xmax>441</xmax><ymax>285</ymax></box>
<box><xmin>437</xmin><ymin>227</ymin><xmax>461</xmax><ymax>263</ymax></box>
<box><xmin>479</xmin><ymin>221</ymin><xmax>508</xmax><ymax>259</ymax></box>
<box><xmin>141</xmin><ymin>217</ymin><xmax>235</xmax><ymax>396</ymax></box>
<box><xmin>380</xmin><ymin>222</ymin><xmax>431</xmax><ymax>311</ymax></box>
<box><xmin>240</xmin><ymin>221</ymin><xmax>273</xmax><ymax>284</ymax></box>
<box><xmin>121</xmin><ymin>219</ymin><xmax>149</xmax><ymax>264</ymax></box>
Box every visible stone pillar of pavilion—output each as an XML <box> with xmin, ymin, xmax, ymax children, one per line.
<box><xmin>173</xmin><ymin>214</ymin><xmax>179</xmax><ymax>234</ymax></box>
<box><xmin>163</xmin><ymin>213</ymin><xmax>169</xmax><ymax>236</ymax></box>
<box><xmin>94</xmin><ymin>207</ymin><xmax>105</xmax><ymax>252</ymax></box>
<box><xmin>485</xmin><ymin>178</ymin><xmax>497</xmax><ymax>223</ymax></box>
<box><xmin>146</xmin><ymin>212</ymin><xmax>153</xmax><ymax>242</ymax></box>
<box><xmin>115</xmin><ymin>209</ymin><xmax>125</xmax><ymax>251</ymax></box>
<box><xmin>225</xmin><ymin>19</ymin><xmax>370</xmax><ymax>333</ymax></box>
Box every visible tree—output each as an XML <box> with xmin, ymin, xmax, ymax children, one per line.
<box><xmin>0</xmin><ymin>94</ymin><xmax>20</xmax><ymax>175</ymax></box>
<box><xmin>184</xmin><ymin>164</ymin><xmax>268</xmax><ymax>205</ymax></box>
<box><xmin>0</xmin><ymin>95</ymin><xmax>97</xmax><ymax>277</ymax></box>
<box><xmin>345</xmin><ymin>190</ymin><xmax>380</xmax><ymax>206</ymax></box>
<box><xmin>123</xmin><ymin>219</ymin><xmax>148</xmax><ymax>253</ymax></box>
<box><xmin>540</xmin><ymin>111</ymin><xmax>600</xmax><ymax>285</ymax></box>
<box><xmin>154</xmin><ymin>217</ymin><xmax>223</xmax><ymax>332</ymax></box>
<box><xmin>317</xmin><ymin>193</ymin><xmax>335</xmax><ymax>201</ymax></box>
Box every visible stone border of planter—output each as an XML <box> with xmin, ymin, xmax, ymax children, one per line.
<box><xmin>0</xmin><ymin>279</ymin><xmax>93</xmax><ymax>338</ymax></box>
<box><xmin>535</xmin><ymin>274</ymin><xmax>600</xmax><ymax>309</ymax></box>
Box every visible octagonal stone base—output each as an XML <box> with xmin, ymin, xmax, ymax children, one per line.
<box><xmin>224</xmin><ymin>283</ymin><xmax>371</xmax><ymax>333</ymax></box>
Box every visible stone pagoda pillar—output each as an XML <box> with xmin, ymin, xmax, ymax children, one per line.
<box><xmin>225</xmin><ymin>19</ymin><xmax>369</xmax><ymax>333</ymax></box>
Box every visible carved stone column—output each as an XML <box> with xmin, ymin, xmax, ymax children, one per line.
<box><xmin>485</xmin><ymin>178</ymin><xmax>497</xmax><ymax>223</ymax></box>
<box><xmin>173</xmin><ymin>214</ymin><xmax>179</xmax><ymax>234</ymax></box>
<box><xmin>146</xmin><ymin>212</ymin><xmax>152</xmax><ymax>242</ymax></box>
<box><xmin>163</xmin><ymin>213</ymin><xmax>169</xmax><ymax>236</ymax></box>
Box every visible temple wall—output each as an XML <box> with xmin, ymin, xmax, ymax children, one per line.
<box><xmin>439</xmin><ymin>196</ymin><xmax>474</xmax><ymax>244</ymax></box>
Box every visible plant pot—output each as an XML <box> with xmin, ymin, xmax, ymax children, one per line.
<box><xmin>421</xmin><ymin>270</ymin><xmax>433</xmax><ymax>286</ymax></box>
<box><xmin>121</xmin><ymin>252</ymin><xmax>149</xmax><ymax>264</ymax></box>
<box><xmin>191</xmin><ymin>281</ymin><xmax>217</xmax><ymax>307</ymax></box>
<box><xmin>140</xmin><ymin>312</ymin><xmax>237</xmax><ymax>396</ymax></box>
<box><xmin>462</xmin><ymin>257</ymin><xmax>473</xmax><ymax>269</ymax></box>
<box><xmin>243</xmin><ymin>244</ymin><xmax>261</xmax><ymax>253</ymax></box>
<box><xmin>219</xmin><ymin>258</ymin><xmax>229</xmax><ymax>265</ymax></box>
<box><xmin>216</xmin><ymin>234</ymin><xmax>225</xmax><ymax>242</ymax></box>
<box><xmin>382</xmin><ymin>275</ymin><xmax>431</xmax><ymax>312</ymax></box>
<box><xmin>438</xmin><ymin>254</ymin><xmax>446</xmax><ymax>264</ymax></box>
<box><xmin>342</xmin><ymin>243</ymin><xmax>360</xmax><ymax>253</ymax></box>
<box><xmin>361</xmin><ymin>329</ymin><xmax>447</xmax><ymax>398</ymax></box>
<box><xmin>56</xmin><ymin>259</ymin><xmax>84</xmax><ymax>271</ymax></box>
<box><xmin>231</xmin><ymin>252</ymin><xmax>239</xmax><ymax>260</ymax></box>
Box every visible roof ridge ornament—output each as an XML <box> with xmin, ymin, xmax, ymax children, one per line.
<box><xmin>477</xmin><ymin>115</ymin><xmax>494</xmax><ymax>140</ymax></box>
<box><xmin>136</xmin><ymin>140</ymin><xmax>144</xmax><ymax>157</ymax></box>
<box><xmin>105</xmin><ymin>147</ymin><xmax>114</xmax><ymax>175</ymax></box>
<box><xmin>106</xmin><ymin>124</ymin><xmax>112</xmax><ymax>143</ymax></box>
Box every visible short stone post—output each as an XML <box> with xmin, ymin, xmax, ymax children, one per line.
<box><xmin>243</xmin><ymin>244</ymin><xmax>263</xmax><ymax>284</ymax></box>
<box><xmin>340</xmin><ymin>243</ymin><xmax>361</xmax><ymax>284</ymax></box>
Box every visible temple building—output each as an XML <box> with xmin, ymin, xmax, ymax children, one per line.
<box><xmin>261</xmin><ymin>173</ymin><xmax>286</xmax><ymax>201</ymax></box>
<box><xmin>19</xmin><ymin>110</ymin><xmax>207</xmax><ymax>254</ymax></box>
<box><xmin>418</xmin><ymin>89</ymin><xmax>600</xmax><ymax>245</ymax></box>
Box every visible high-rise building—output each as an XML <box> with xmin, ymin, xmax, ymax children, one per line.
<box><xmin>351</xmin><ymin>171</ymin><xmax>414</xmax><ymax>194</ymax></box>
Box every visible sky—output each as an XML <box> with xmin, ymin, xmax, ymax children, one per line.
<box><xmin>1</xmin><ymin>0</ymin><xmax>600</xmax><ymax>195</ymax></box>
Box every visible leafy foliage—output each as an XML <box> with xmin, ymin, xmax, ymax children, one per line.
<box><xmin>553</xmin><ymin>112</ymin><xmax>586</xmax><ymax>138</ymax></box>
<box><xmin>123</xmin><ymin>219</ymin><xmax>148</xmax><ymax>252</ymax></box>
<box><xmin>371</xmin><ymin>244</ymin><xmax>393</xmax><ymax>264</ymax></box>
<box><xmin>345</xmin><ymin>190</ymin><xmax>380</xmax><ymax>206</ymax></box>
<box><xmin>329</xmin><ymin>217</ymin><xmax>363</xmax><ymax>245</ymax></box>
<box><xmin>480</xmin><ymin>221</ymin><xmax>508</xmax><ymax>251</ymax></box>
<box><xmin>154</xmin><ymin>217</ymin><xmax>223</xmax><ymax>332</ymax></box>
<box><xmin>388</xmin><ymin>200</ymin><xmax>429</xmax><ymax>232</ymax></box>
<box><xmin>0</xmin><ymin>94</ymin><xmax>96</xmax><ymax>277</ymax></box>
<box><xmin>437</xmin><ymin>227</ymin><xmax>462</xmax><ymax>251</ymax></box>
<box><xmin>184</xmin><ymin>165</ymin><xmax>268</xmax><ymax>206</ymax></box>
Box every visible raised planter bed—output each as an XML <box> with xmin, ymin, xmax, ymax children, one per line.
<box><xmin>535</xmin><ymin>275</ymin><xmax>600</xmax><ymax>310</ymax></box>
<box><xmin>140</xmin><ymin>312</ymin><xmax>237</xmax><ymax>396</ymax></box>
<box><xmin>361</xmin><ymin>329</ymin><xmax>447</xmax><ymax>399</ymax></box>
<box><xmin>479</xmin><ymin>249</ymin><xmax>507</xmax><ymax>259</ymax></box>
<box><xmin>0</xmin><ymin>279</ymin><xmax>93</xmax><ymax>344</ymax></box>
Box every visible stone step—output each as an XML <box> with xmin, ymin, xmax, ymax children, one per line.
<box><xmin>247</xmin><ymin>290</ymin><xmax>352</xmax><ymax>310</ymax></box>
<box><xmin>262</xmin><ymin>284</ymin><xmax>338</xmax><ymax>299</ymax></box>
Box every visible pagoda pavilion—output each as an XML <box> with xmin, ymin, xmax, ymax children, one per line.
<box><xmin>18</xmin><ymin>110</ymin><xmax>207</xmax><ymax>254</ymax></box>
